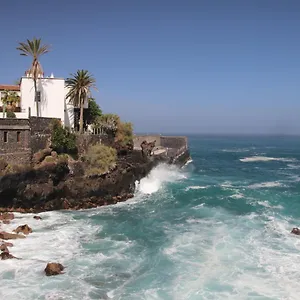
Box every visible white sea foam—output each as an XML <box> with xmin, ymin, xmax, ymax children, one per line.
<box><xmin>240</xmin><ymin>156</ymin><xmax>296</xmax><ymax>163</ymax></box>
<box><xmin>135</xmin><ymin>163</ymin><xmax>186</xmax><ymax>195</ymax></box>
<box><xmin>248</xmin><ymin>181</ymin><xmax>283</xmax><ymax>189</ymax></box>
<box><xmin>0</xmin><ymin>211</ymin><xmax>98</xmax><ymax>299</ymax></box>
<box><xmin>222</xmin><ymin>148</ymin><xmax>250</xmax><ymax>153</ymax></box>
<box><xmin>185</xmin><ymin>185</ymin><xmax>208</xmax><ymax>191</ymax></box>
<box><xmin>230</xmin><ymin>192</ymin><xmax>244</xmax><ymax>199</ymax></box>
<box><xmin>257</xmin><ymin>201</ymin><xmax>284</xmax><ymax>209</ymax></box>
<box><xmin>162</xmin><ymin>209</ymin><xmax>300</xmax><ymax>300</ymax></box>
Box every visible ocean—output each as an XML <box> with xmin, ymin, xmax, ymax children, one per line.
<box><xmin>1</xmin><ymin>135</ymin><xmax>300</xmax><ymax>300</ymax></box>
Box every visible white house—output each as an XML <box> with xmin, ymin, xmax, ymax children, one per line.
<box><xmin>0</xmin><ymin>73</ymin><xmax>90</xmax><ymax>129</ymax></box>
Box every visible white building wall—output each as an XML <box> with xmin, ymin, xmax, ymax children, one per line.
<box><xmin>20</xmin><ymin>77</ymin><xmax>75</xmax><ymax>129</ymax></box>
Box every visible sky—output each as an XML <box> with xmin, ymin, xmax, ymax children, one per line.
<box><xmin>1</xmin><ymin>0</ymin><xmax>300</xmax><ymax>134</ymax></box>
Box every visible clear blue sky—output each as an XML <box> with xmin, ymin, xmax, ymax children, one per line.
<box><xmin>1</xmin><ymin>0</ymin><xmax>300</xmax><ymax>134</ymax></box>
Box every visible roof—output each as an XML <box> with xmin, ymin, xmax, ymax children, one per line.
<box><xmin>0</xmin><ymin>85</ymin><xmax>20</xmax><ymax>91</ymax></box>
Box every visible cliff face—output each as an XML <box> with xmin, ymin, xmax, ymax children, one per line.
<box><xmin>0</xmin><ymin>149</ymin><xmax>190</xmax><ymax>213</ymax></box>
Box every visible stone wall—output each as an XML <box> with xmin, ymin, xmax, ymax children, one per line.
<box><xmin>76</xmin><ymin>134</ymin><xmax>114</xmax><ymax>155</ymax></box>
<box><xmin>133</xmin><ymin>135</ymin><xmax>161</xmax><ymax>149</ymax></box>
<box><xmin>0</xmin><ymin>118</ymin><xmax>31</xmax><ymax>164</ymax></box>
<box><xmin>0</xmin><ymin>117</ymin><xmax>58</xmax><ymax>165</ymax></box>
<box><xmin>160</xmin><ymin>136</ymin><xmax>187</xmax><ymax>149</ymax></box>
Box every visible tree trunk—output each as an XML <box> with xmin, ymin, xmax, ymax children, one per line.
<box><xmin>79</xmin><ymin>103</ymin><xmax>84</xmax><ymax>134</ymax></box>
<box><xmin>34</xmin><ymin>78</ymin><xmax>39</xmax><ymax>117</ymax></box>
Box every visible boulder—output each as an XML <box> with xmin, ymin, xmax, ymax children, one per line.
<box><xmin>0</xmin><ymin>213</ymin><xmax>14</xmax><ymax>221</ymax></box>
<box><xmin>2</xmin><ymin>220</ymin><xmax>10</xmax><ymax>224</ymax></box>
<box><xmin>291</xmin><ymin>228</ymin><xmax>300</xmax><ymax>235</ymax></box>
<box><xmin>33</xmin><ymin>148</ymin><xmax>52</xmax><ymax>164</ymax></box>
<box><xmin>44</xmin><ymin>262</ymin><xmax>65</xmax><ymax>276</ymax></box>
<box><xmin>13</xmin><ymin>224</ymin><xmax>32</xmax><ymax>235</ymax></box>
<box><xmin>0</xmin><ymin>232</ymin><xmax>26</xmax><ymax>240</ymax></box>
<box><xmin>0</xmin><ymin>244</ymin><xmax>8</xmax><ymax>252</ymax></box>
<box><xmin>33</xmin><ymin>216</ymin><xmax>42</xmax><ymax>220</ymax></box>
<box><xmin>1</xmin><ymin>251</ymin><xmax>17</xmax><ymax>260</ymax></box>
<box><xmin>141</xmin><ymin>140</ymin><xmax>156</xmax><ymax>157</ymax></box>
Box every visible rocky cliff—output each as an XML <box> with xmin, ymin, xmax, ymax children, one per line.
<box><xmin>0</xmin><ymin>148</ymin><xmax>190</xmax><ymax>213</ymax></box>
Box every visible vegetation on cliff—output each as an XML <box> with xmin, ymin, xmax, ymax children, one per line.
<box><xmin>50</xmin><ymin>120</ymin><xmax>77</xmax><ymax>155</ymax></box>
<box><xmin>83</xmin><ymin>144</ymin><xmax>117</xmax><ymax>176</ymax></box>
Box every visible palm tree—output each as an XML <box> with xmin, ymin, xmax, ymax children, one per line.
<box><xmin>17</xmin><ymin>38</ymin><xmax>50</xmax><ymax>117</ymax></box>
<box><xmin>66</xmin><ymin>70</ymin><xmax>97</xmax><ymax>134</ymax></box>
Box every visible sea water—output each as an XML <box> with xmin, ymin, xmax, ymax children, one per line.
<box><xmin>1</xmin><ymin>135</ymin><xmax>300</xmax><ymax>300</ymax></box>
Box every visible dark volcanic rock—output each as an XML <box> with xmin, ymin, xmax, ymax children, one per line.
<box><xmin>1</xmin><ymin>251</ymin><xmax>17</xmax><ymax>260</ymax></box>
<box><xmin>0</xmin><ymin>149</ymin><xmax>189</xmax><ymax>212</ymax></box>
<box><xmin>45</xmin><ymin>262</ymin><xmax>65</xmax><ymax>276</ymax></box>
<box><xmin>291</xmin><ymin>228</ymin><xmax>300</xmax><ymax>235</ymax></box>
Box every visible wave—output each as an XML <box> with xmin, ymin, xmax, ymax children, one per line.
<box><xmin>248</xmin><ymin>181</ymin><xmax>283</xmax><ymax>189</ymax></box>
<box><xmin>135</xmin><ymin>163</ymin><xmax>187</xmax><ymax>195</ymax></box>
<box><xmin>257</xmin><ymin>201</ymin><xmax>284</xmax><ymax>209</ymax></box>
<box><xmin>240</xmin><ymin>156</ymin><xmax>296</xmax><ymax>163</ymax></box>
<box><xmin>185</xmin><ymin>185</ymin><xmax>208</xmax><ymax>191</ymax></box>
<box><xmin>222</xmin><ymin>148</ymin><xmax>250</xmax><ymax>153</ymax></box>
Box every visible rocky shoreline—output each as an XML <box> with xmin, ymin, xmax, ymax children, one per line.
<box><xmin>0</xmin><ymin>148</ymin><xmax>191</xmax><ymax>213</ymax></box>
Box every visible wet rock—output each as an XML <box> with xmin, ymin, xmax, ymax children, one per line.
<box><xmin>0</xmin><ymin>244</ymin><xmax>8</xmax><ymax>252</ymax></box>
<box><xmin>0</xmin><ymin>213</ymin><xmax>14</xmax><ymax>221</ymax></box>
<box><xmin>291</xmin><ymin>228</ymin><xmax>300</xmax><ymax>235</ymax></box>
<box><xmin>0</xmin><ymin>251</ymin><xmax>17</xmax><ymax>260</ymax></box>
<box><xmin>13</xmin><ymin>224</ymin><xmax>32</xmax><ymax>235</ymax></box>
<box><xmin>0</xmin><ymin>232</ymin><xmax>26</xmax><ymax>240</ymax></box>
<box><xmin>141</xmin><ymin>140</ymin><xmax>156</xmax><ymax>157</ymax></box>
<box><xmin>44</xmin><ymin>262</ymin><xmax>65</xmax><ymax>276</ymax></box>
<box><xmin>2</xmin><ymin>220</ymin><xmax>10</xmax><ymax>224</ymax></box>
<box><xmin>33</xmin><ymin>216</ymin><xmax>42</xmax><ymax>220</ymax></box>
<box><xmin>1</xmin><ymin>242</ymin><xmax>13</xmax><ymax>247</ymax></box>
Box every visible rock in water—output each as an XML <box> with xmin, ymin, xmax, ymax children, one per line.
<box><xmin>0</xmin><ymin>232</ymin><xmax>26</xmax><ymax>240</ymax></box>
<box><xmin>291</xmin><ymin>228</ymin><xmax>300</xmax><ymax>235</ymax></box>
<box><xmin>33</xmin><ymin>216</ymin><xmax>42</xmax><ymax>220</ymax></box>
<box><xmin>1</xmin><ymin>251</ymin><xmax>16</xmax><ymax>260</ymax></box>
<box><xmin>0</xmin><ymin>213</ymin><xmax>14</xmax><ymax>221</ymax></box>
<box><xmin>44</xmin><ymin>263</ymin><xmax>65</xmax><ymax>276</ymax></box>
<box><xmin>13</xmin><ymin>224</ymin><xmax>32</xmax><ymax>235</ymax></box>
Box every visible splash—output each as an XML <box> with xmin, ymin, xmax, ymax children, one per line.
<box><xmin>135</xmin><ymin>164</ymin><xmax>187</xmax><ymax>195</ymax></box>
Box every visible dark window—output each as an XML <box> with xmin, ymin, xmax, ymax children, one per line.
<box><xmin>17</xmin><ymin>132</ymin><xmax>21</xmax><ymax>143</ymax></box>
<box><xmin>4</xmin><ymin>132</ymin><xmax>7</xmax><ymax>143</ymax></box>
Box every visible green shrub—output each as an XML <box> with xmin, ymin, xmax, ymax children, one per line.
<box><xmin>84</xmin><ymin>144</ymin><xmax>117</xmax><ymax>176</ymax></box>
<box><xmin>115</xmin><ymin>121</ymin><xmax>133</xmax><ymax>147</ymax></box>
<box><xmin>6</xmin><ymin>111</ymin><xmax>16</xmax><ymax>118</ymax></box>
<box><xmin>51</xmin><ymin>120</ymin><xmax>77</xmax><ymax>155</ymax></box>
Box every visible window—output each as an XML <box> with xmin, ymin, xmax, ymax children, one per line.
<box><xmin>4</xmin><ymin>132</ymin><xmax>7</xmax><ymax>143</ymax></box>
<box><xmin>17</xmin><ymin>132</ymin><xmax>21</xmax><ymax>143</ymax></box>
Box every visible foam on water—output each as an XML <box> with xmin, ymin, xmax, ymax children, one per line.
<box><xmin>185</xmin><ymin>185</ymin><xmax>208</xmax><ymax>191</ymax></box>
<box><xmin>248</xmin><ymin>181</ymin><xmax>283</xmax><ymax>189</ymax></box>
<box><xmin>240</xmin><ymin>156</ymin><xmax>296</xmax><ymax>163</ymax></box>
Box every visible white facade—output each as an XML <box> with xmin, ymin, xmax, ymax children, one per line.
<box><xmin>19</xmin><ymin>76</ymin><xmax>75</xmax><ymax>128</ymax></box>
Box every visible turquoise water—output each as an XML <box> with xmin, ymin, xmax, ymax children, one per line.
<box><xmin>1</xmin><ymin>135</ymin><xmax>300</xmax><ymax>299</ymax></box>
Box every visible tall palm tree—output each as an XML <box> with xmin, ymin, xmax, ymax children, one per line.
<box><xmin>66</xmin><ymin>70</ymin><xmax>97</xmax><ymax>134</ymax></box>
<box><xmin>17</xmin><ymin>38</ymin><xmax>50</xmax><ymax>117</ymax></box>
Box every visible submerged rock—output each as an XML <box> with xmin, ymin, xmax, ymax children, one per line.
<box><xmin>0</xmin><ymin>232</ymin><xmax>26</xmax><ymax>240</ymax></box>
<box><xmin>291</xmin><ymin>228</ymin><xmax>300</xmax><ymax>235</ymax></box>
<box><xmin>33</xmin><ymin>216</ymin><xmax>42</xmax><ymax>220</ymax></box>
<box><xmin>13</xmin><ymin>224</ymin><xmax>32</xmax><ymax>235</ymax></box>
<box><xmin>44</xmin><ymin>262</ymin><xmax>65</xmax><ymax>276</ymax></box>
